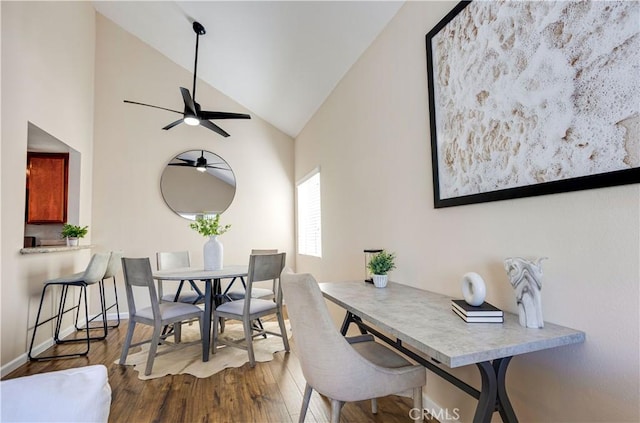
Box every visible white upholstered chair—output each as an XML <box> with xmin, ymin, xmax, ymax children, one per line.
<box><xmin>212</xmin><ymin>252</ymin><xmax>289</xmax><ymax>367</ymax></box>
<box><xmin>120</xmin><ymin>257</ymin><xmax>204</xmax><ymax>376</ymax></box>
<box><xmin>280</xmin><ymin>268</ymin><xmax>426</xmax><ymax>423</ymax></box>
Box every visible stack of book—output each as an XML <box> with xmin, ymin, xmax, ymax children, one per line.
<box><xmin>451</xmin><ymin>299</ymin><xmax>504</xmax><ymax>323</ymax></box>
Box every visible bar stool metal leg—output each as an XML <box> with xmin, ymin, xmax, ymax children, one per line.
<box><xmin>103</xmin><ymin>275</ymin><xmax>121</xmax><ymax>328</ymax></box>
<box><xmin>73</xmin><ymin>283</ymin><xmax>108</xmax><ymax>341</ymax></box>
<box><xmin>28</xmin><ymin>282</ymin><xmax>91</xmax><ymax>361</ymax></box>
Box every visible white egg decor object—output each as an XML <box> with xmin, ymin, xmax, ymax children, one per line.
<box><xmin>461</xmin><ymin>272</ymin><xmax>487</xmax><ymax>306</ymax></box>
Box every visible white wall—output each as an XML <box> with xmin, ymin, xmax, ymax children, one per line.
<box><xmin>1</xmin><ymin>1</ymin><xmax>96</xmax><ymax>369</ymax></box>
<box><xmin>295</xmin><ymin>2</ymin><xmax>639</xmax><ymax>422</ymax></box>
<box><xmin>0</xmin><ymin>5</ymin><xmax>295</xmax><ymax>372</ymax></box>
<box><xmin>92</xmin><ymin>15</ymin><xmax>295</xmax><ymax>307</ymax></box>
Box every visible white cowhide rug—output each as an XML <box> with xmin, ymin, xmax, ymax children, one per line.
<box><xmin>117</xmin><ymin>320</ymin><xmax>291</xmax><ymax>380</ymax></box>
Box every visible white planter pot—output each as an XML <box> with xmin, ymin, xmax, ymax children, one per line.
<box><xmin>203</xmin><ymin>236</ymin><xmax>223</xmax><ymax>271</ymax></box>
<box><xmin>372</xmin><ymin>274</ymin><xmax>388</xmax><ymax>288</ymax></box>
<box><xmin>66</xmin><ymin>237</ymin><xmax>79</xmax><ymax>247</ymax></box>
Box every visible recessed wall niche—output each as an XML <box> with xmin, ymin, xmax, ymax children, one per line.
<box><xmin>24</xmin><ymin>123</ymin><xmax>81</xmax><ymax>247</ymax></box>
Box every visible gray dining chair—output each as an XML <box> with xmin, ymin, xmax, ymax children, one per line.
<box><xmin>212</xmin><ymin>252</ymin><xmax>289</xmax><ymax>367</ymax></box>
<box><xmin>119</xmin><ymin>257</ymin><xmax>204</xmax><ymax>376</ymax></box>
<box><xmin>156</xmin><ymin>251</ymin><xmax>205</xmax><ymax>304</ymax></box>
<box><xmin>280</xmin><ymin>268</ymin><xmax>426</xmax><ymax>423</ymax></box>
<box><xmin>225</xmin><ymin>249</ymin><xmax>278</xmax><ymax>301</ymax></box>
<box><xmin>28</xmin><ymin>252</ymin><xmax>111</xmax><ymax>361</ymax></box>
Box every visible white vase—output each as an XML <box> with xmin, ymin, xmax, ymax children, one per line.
<box><xmin>203</xmin><ymin>236</ymin><xmax>223</xmax><ymax>271</ymax></box>
<box><xmin>66</xmin><ymin>237</ymin><xmax>79</xmax><ymax>247</ymax></box>
<box><xmin>372</xmin><ymin>274</ymin><xmax>388</xmax><ymax>288</ymax></box>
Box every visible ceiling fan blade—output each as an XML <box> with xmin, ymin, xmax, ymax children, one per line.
<box><xmin>168</xmin><ymin>162</ymin><xmax>197</xmax><ymax>167</ymax></box>
<box><xmin>162</xmin><ymin>119</ymin><xmax>184</xmax><ymax>130</ymax></box>
<box><xmin>124</xmin><ymin>100</ymin><xmax>182</xmax><ymax>114</ymax></box>
<box><xmin>176</xmin><ymin>158</ymin><xmax>196</xmax><ymax>165</ymax></box>
<box><xmin>200</xmin><ymin>119</ymin><xmax>230</xmax><ymax>137</ymax></box>
<box><xmin>180</xmin><ymin>87</ymin><xmax>197</xmax><ymax>115</ymax></box>
<box><xmin>205</xmin><ymin>165</ymin><xmax>232</xmax><ymax>170</ymax></box>
<box><xmin>200</xmin><ymin>111</ymin><xmax>251</xmax><ymax>120</ymax></box>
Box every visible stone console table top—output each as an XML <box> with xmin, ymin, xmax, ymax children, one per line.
<box><xmin>320</xmin><ymin>280</ymin><xmax>585</xmax><ymax>368</ymax></box>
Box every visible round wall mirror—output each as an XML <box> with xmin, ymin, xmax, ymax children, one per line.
<box><xmin>160</xmin><ymin>150</ymin><xmax>236</xmax><ymax>220</ymax></box>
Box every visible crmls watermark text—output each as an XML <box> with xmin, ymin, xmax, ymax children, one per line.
<box><xmin>409</xmin><ymin>407</ymin><xmax>461</xmax><ymax>421</ymax></box>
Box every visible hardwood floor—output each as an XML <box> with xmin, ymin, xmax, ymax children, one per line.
<box><xmin>3</xmin><ymin>317</ymin><xmax>433</xmax><ymax>423</ymax></box>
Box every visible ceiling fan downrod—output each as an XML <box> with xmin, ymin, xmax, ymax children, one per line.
<box><xmin>191</xmin><ymin>21</ymin><xmax>206</xmax><ymax>104</ymax></box>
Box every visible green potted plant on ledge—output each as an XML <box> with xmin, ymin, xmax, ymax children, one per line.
<box><xmin>367</xmin><ymin>250</ymin><xmax>396</xmax><ymax>288</ymax></box>
<box><xmin>61</xmin><ymin>223</ymin><xmax>88</xmax><ymax>247</ymax></box>
<box><xmin>190</xmin><ymin>214</ymin><xmax>231</xmax><ymax>271</ymax></box>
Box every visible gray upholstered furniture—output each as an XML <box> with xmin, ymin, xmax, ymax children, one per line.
<box><xmin>119</xmin><ymin>257</ymin><xmax>204</xmax><ymax>376</ymax></box>
<box><xmin>75</xmin><ymin>250</ymin><xmax>123</xmax><ymax>332</ymax></box>
<box><xmin>225</xmin><ymin>249</ymin><xmax>277</xmax><ymax>300</ymax></box>
<box><xmin>99</xmin><ymin>250</ymin><xmax>123</xmax><ymax>328</ymax></box>
<box><xmin>28</xmin><ymin>252</ymin><xmax>111</xmax><ymax>360</ymax></box>
<box><xmin>156</xmin><ymin>251</ymin><xmax>204</xmax><ymax>304</ymax></box>
<box><xmin>0</xmin><ymin>365</ymin><xmax>111</xmax><ymax>422</ymax></box>
<box><xmin>212</xmin><ymin>252</ymin><xmax>289</xmax><ymax>367</ymax></box>
<box><xmin>281</xmin><ymin>268</ymin><xmax>426</xmax><ymax>423</ymax></box>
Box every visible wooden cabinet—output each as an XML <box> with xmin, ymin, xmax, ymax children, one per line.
<box><xmin>26</xmin><ymin>152</ymin><xmax>69</xmax><ymax>223</ymax></box>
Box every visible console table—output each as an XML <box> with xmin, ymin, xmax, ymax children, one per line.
<box><xmin>319</xmin><ymin>281</ymin><xmax>585</xmax><ymax>423</ymax></box>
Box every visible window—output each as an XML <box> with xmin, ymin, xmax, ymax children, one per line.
<box><xmin>296</xmin><ymin>168</ymin><xmax>322</xmax><ymax>257</ymax></box>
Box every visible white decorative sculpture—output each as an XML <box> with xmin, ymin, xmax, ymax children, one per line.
<box><xmin>504</xmin><ymin>257</ymin><xmax>546</xmax><ymax>328</ymax></box>
<box><xmin>461</xmin><ymin>272</ymin><xmax>486</xmax><ymax>306</ymax></box>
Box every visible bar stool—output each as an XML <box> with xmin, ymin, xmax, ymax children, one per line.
<box><xmin>28</xmin><ymin>252</ymin><xmax>111</xmax><ymax>361</ymax></box>
<box><xmin>75</xmin><ymin>251</ymin><xmax>123</xmax><ymax>331</ymax></box>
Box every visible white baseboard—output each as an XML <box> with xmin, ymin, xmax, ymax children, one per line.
<box><xmin>1</xmin><ymin>312</ymin><xmax>128</xmax><ymax>379</ymax></box>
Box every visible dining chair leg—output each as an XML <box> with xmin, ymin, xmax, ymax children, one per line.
<box><xmin>145</xmin><ymin>325</ymin><xmax>162</xmax><ymax>376</ymax></box>
<box><xmin>330</xmin><ymin>399</ymin><xmax>343</xmax><ymax>423</ymax></box>
<box><xmin>413</xmin><ymin>386</ymin><xmax>423</xmax><ymax>422</ymax></box>
<box><xmin>174</xmin><ymin>321</ymin><xmax>182</xmax><ymax>343</ymax></box>
<box><xmin>119</xmin><ymin>320</ymin><xmax>136</xmax><ymax>364</ymax></box>
<box><xmin>371</xmin><ymin>398</ymin><xmax>378</xmax><ymax>414</ymax></box>
<box><xmin>244</xmin><ymin>318</ymin><xmax>256</xmax><ymax>367</ymax></box>
<box><xmin>277</xmin><ymin>311</ymin><xmax>290</xmax><ymax>352</ymax></box>
<box><xmin>211</xmin><ymin>312</ymin><xmax>219</xmax><ymax>354</ymax></box>
<box><xmin>299</xmin><ymin>383</ymin><xmax>313</xmax><ymax>423</ymax></box>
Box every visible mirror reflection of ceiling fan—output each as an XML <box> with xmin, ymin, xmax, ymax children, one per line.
<box><xmin>169</xmin><ymin>150</ymin><xmax>230</xmax><ymax>172</ymax></box>
<box><xmin>124</xmin><ymin>21</ymin><xmax>250</xmax><ymax>138</ymax></box>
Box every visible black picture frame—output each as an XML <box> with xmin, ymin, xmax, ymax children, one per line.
<box><xmin>425</xmin><ymin>1</ymin><xmax>640</xmax><ymax>208</ymax></box>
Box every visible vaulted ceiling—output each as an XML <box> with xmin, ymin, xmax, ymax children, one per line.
<box><xmin>92</xmin><ymin>1</ymin><xmax>404</xmax><ymax>138</ymax></box>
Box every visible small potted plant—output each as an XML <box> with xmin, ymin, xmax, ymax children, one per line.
<box><xmin>190</xmin><ymin>214</ymin><xmax>231</xmax><ymax>270</ymax></box>
<box><xmin>367</xmin><ymin>250</ymin><xmax>396</xmax><ymax>288</ymax></box>
<box><xmin>61</xmin><ymin>223</ymin><xmax>88</xmax><ymax>247</ymax></box>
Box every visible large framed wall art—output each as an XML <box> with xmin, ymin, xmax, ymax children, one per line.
<box><xmin>425</xmin><ymin>1</ymin><xmax>640</xmax><ymax>208</ymax></box>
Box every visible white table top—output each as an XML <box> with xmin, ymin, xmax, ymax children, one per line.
<box><xmin>152</xmin><ymin>265</ymin><xmax>248</xmax><ymax>280</ymax></box>
<box><xmin>320</xmin><ymin>280</ymin><xmax>585</xmax><ymax>368</ymax></box>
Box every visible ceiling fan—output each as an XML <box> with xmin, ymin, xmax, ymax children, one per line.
<box><xmin>124</xmin><ymin>21</ymin><xmax>250</xmax><ymax>137</ymax></box>
<box><xmin>169</xmin><ymin>150</ymin><xmax>230</xmax><ymax>172</ymax></box>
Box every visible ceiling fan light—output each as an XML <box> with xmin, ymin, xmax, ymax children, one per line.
<box><xmin>196</xmin><ymin>165</ymin><xmax>207</xmax><ymax>172</ymax></box>
<box><xmin>184</xmin><ymin>116</ymin><xmax>200</xmax><ymax>126</ymax></box>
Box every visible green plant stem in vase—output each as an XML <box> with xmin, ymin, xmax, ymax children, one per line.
<box><xmin>189</xmin><ymin>214</ymin><xmax>231</xmax><ymax>237</ymax></box>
